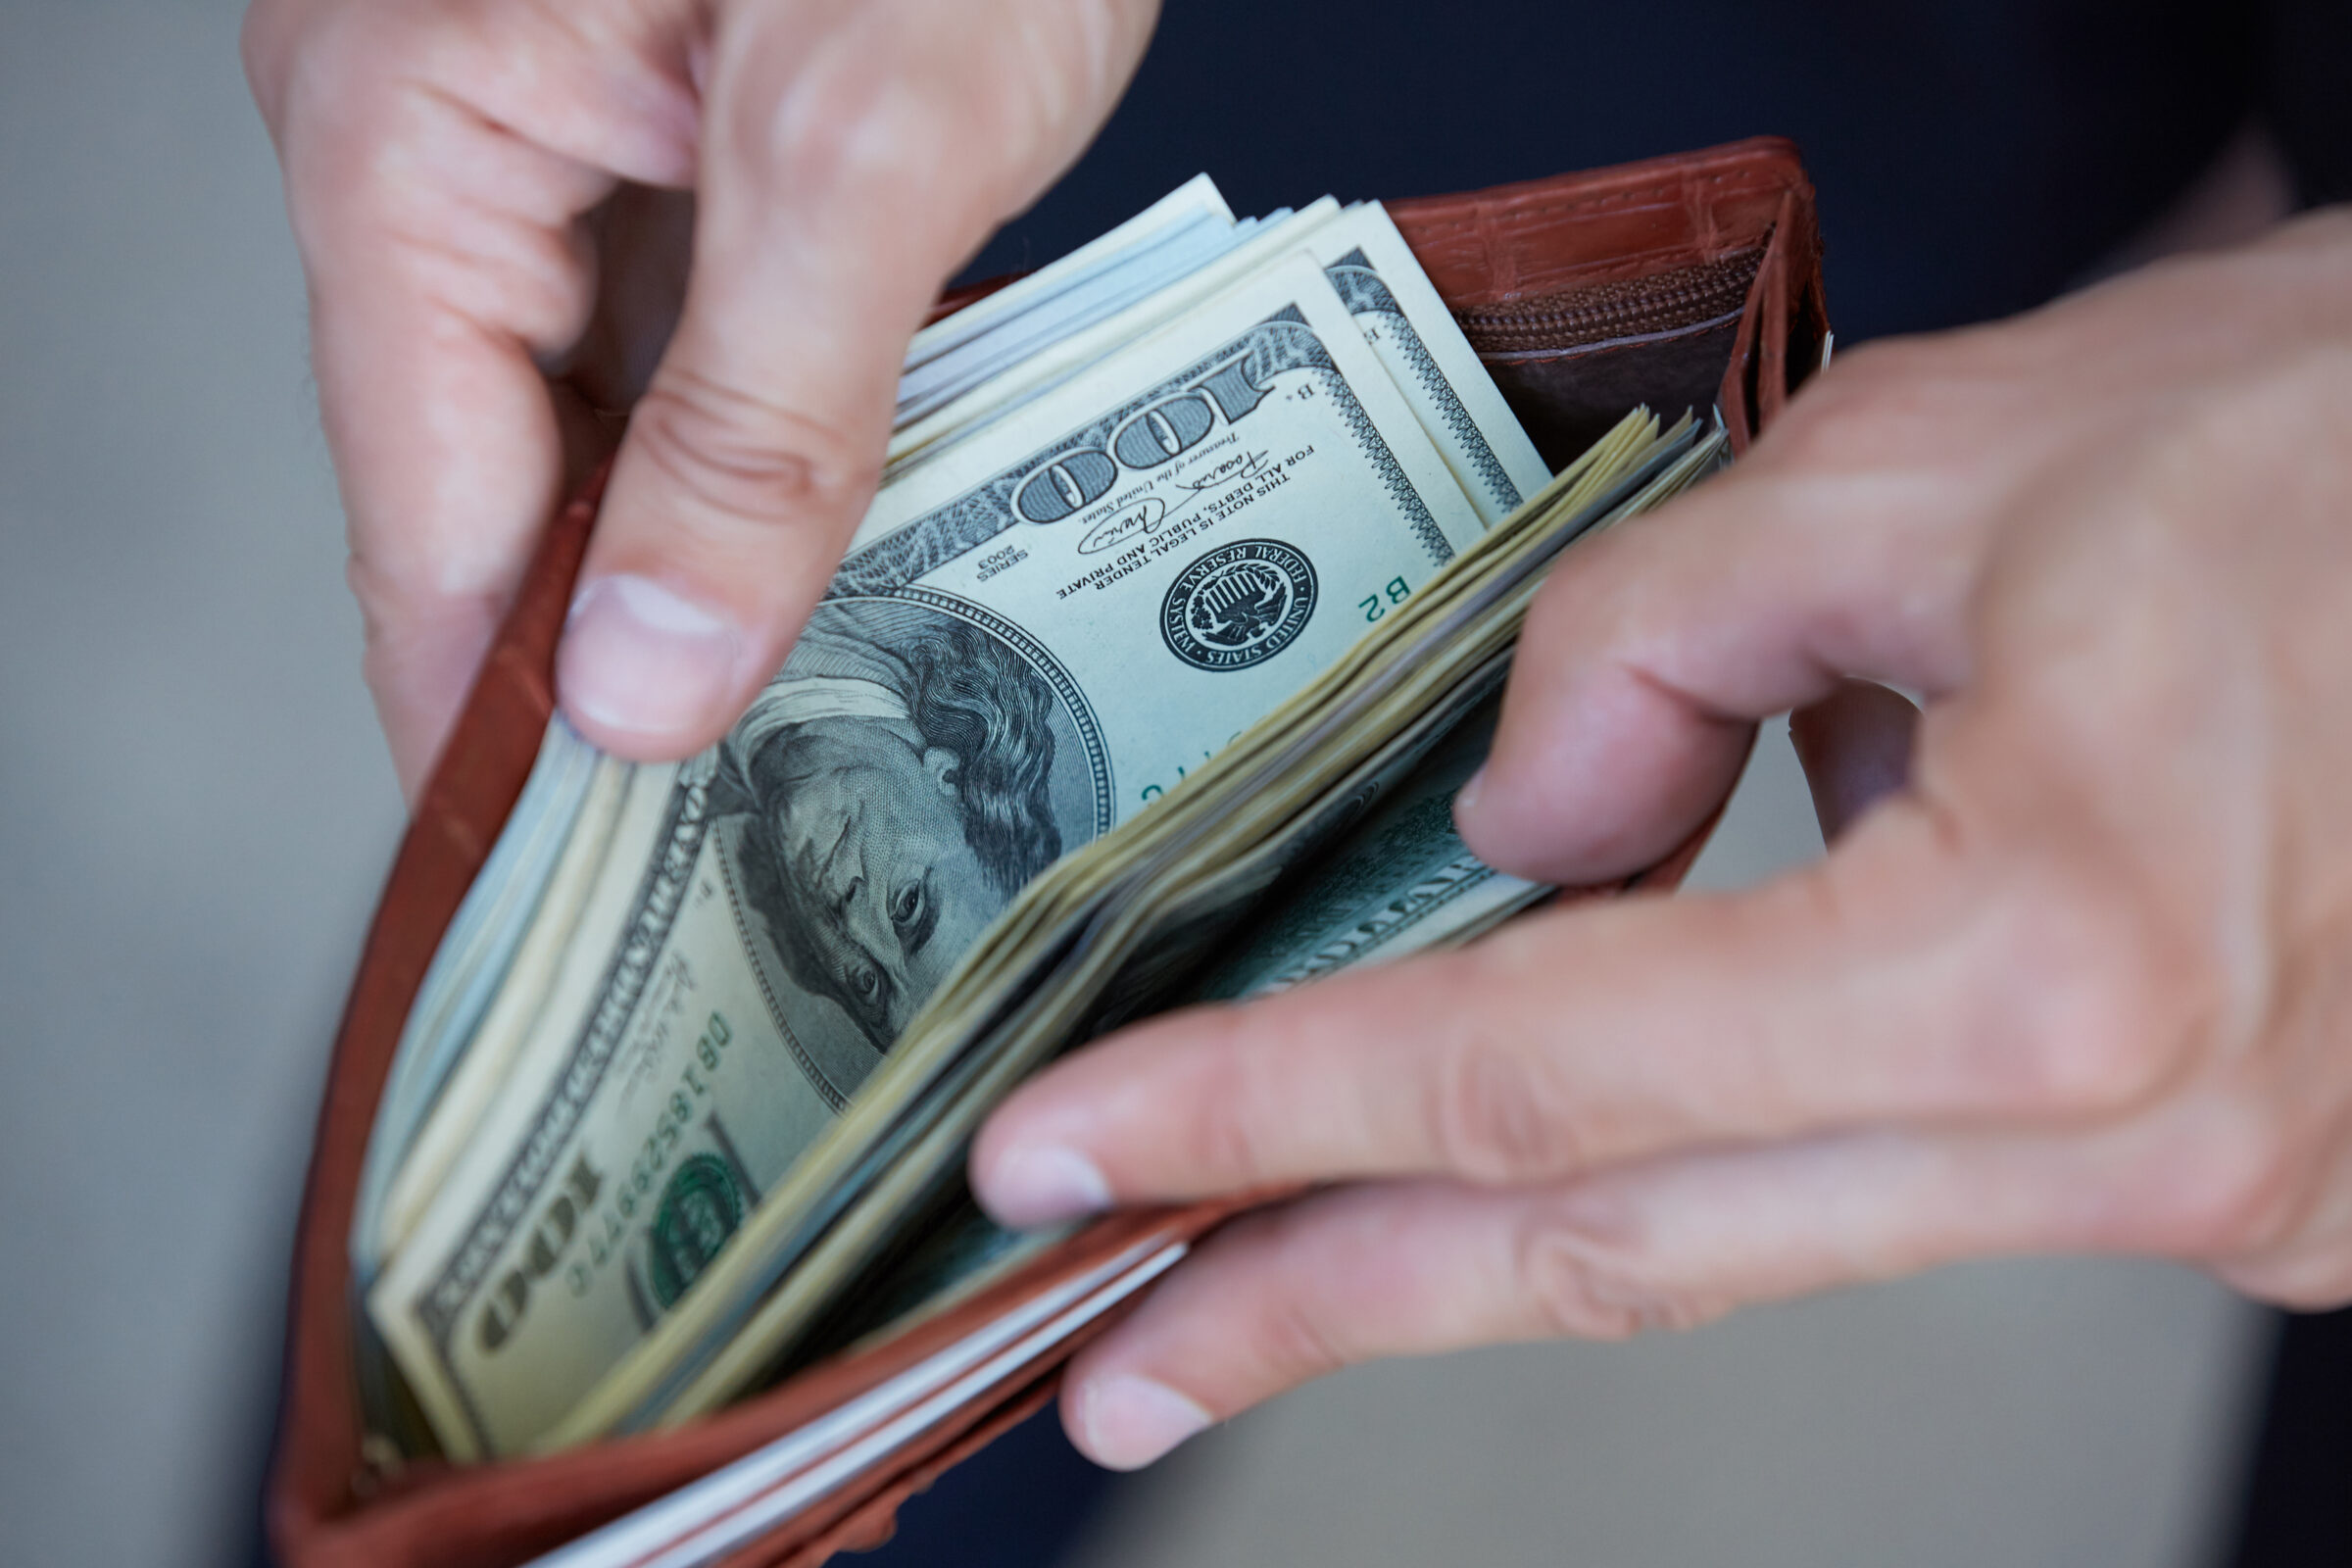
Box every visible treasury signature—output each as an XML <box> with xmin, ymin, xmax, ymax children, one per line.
<box><xmin>1076</xmin><ymin>450</ymin><xmax>1271</xmax><ymax>556</ymax></box>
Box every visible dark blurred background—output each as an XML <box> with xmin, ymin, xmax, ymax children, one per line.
<box><xmin>3</xmin><ymin>1</ymin><xmax>2341</xmax><ymax>1564</ymax></box>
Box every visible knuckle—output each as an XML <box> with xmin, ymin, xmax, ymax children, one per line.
<box><xmin>344</xmin><ymin>552</ymin><xmax>432</xmax><ymax>642</ymax></box>
<box><xmin>1176</xmin><ymin>1012</ymin><xmax>1279</xmax><ymax>1186</ymax></box>
<box><xmin>764</xmin><ymin>59</ymin><xmax>930</xmax><ymax>191</ymax></box>
<box><xmin>1513</xmin><ymin>1202</ymin><xmax>1720</xmax><ymax>1341</ymax></box>
<box><xmin>1248</xmin><ymin>1285</ymin><xmax>1355</xmax><ymax>1388</ymax></box>
<box><xmin>1216</xmin><ymin>1204</ymin><xmax>1355</xmax><ymax>1385</ymax></box>
<box><xmin>242</xmin><ymin>0</ymin><xmax>359</xmax><ymax>119</ymax></box>
<box><xmin>1968</xmin><ymin>861</ymin><xmax>2212</xmax><ymax>1119</ymax></box>
<box><xmin>728</xmin><ymin>1</ymin><xmax>1146</xmax><ymax>233</ymax></box>
<box><xmin>627</xmin><ymin>369</ymin><xmax>875</xmax><ymax>535</ymax></box>
<box><xmin>274</xmin><ymin>2</ymin><xmax>398</xmax><ymax>133</ymax></box>
<box><xmin>344</xmin><ymin>553</ymin><xmax>500</xmax><ymax>684</ymax></box>
<box><xmin>734</xmin><ymin>24</ymin><xmax>978</xmax><ymax>213</ymax></box>
<box><xmin>1427</xmin><ymin>1025</ymin><xmax>1580</xmax><ymax>1184</ymax></box>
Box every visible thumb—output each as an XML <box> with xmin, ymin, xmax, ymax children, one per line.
<box><xmin>559</xmin><ymin>0</ymin><xmax>1156</xmax><ymax>758</ymax></box>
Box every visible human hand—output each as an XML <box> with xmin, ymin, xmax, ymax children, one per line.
<box><xmin>972</xmin><ymin>212</ymin><xmax>2352</xmax><ymax>1469</ymax></box>
<box><xmin>243</xmin><ymin>0</ymin><xmax>1155</xmax><ymax>798</ymax></box>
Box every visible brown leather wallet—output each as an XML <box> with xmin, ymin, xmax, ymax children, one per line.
<box><xmin>270</xmin><ymin>135</ymin><xmax>1827</xmax><ymax>1568</ymax></box>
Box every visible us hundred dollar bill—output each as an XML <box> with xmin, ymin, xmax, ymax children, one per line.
<box><xmin>887</xmin><ymin>201</ymin><xmax>1550</xmax><ymax>527</ymax></box>
<box><xmin>1188</xmin><ymin>690</ymin><xmax>1546</xmax><ymax>1002</ymax></box>
<box><xmin>371</xmin><ymin>249</ymin><xmax>1511</xmax><ymax>1458</ymax></box>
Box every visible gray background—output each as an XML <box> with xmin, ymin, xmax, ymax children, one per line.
<box><xmin>0</xmin><ymin>3</ymin><xmax>2273</xmax><ymax>1565</ymax></box>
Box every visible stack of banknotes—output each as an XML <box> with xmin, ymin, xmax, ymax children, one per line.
<box><xmin>352</xmin><ymin>173</ymin><xmax>1725</xmax><ymax>1464</ymax></box>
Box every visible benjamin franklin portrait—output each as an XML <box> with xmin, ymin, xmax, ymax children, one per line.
<box><xmin>711</xmin><ymin>598</ymin><xmax>1103</xmax><ymax>1086</ymax></box>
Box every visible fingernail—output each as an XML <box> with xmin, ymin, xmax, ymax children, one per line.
<box><xmin>1074</xmin><ymin>1375</ymin><xmax>1212</xmax><ymax>1470</ymax></box>
<box><xmin>1455</xmin><ymin>764</ymin><xmax>1488</xmax><ymax>816</ymax></box>
<box><xmin>978</xmin><ymin>1144</ymin><xmax>1112</xmax><ymax>1229</ymax></box>
<box><xmin>561</xmin><ymin>575</ymin><xmax>741</xmax><ymax>741</ymax></box>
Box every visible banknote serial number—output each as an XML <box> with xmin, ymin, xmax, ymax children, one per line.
<box><xmin>572</xmin><ymin>1010</ymin><xmax>734</xmax><ymax>1298</ymax></box>
<box><xmin>578</xmin><ymin>1010</ymin><xmax>733</xmax><ymax>1278</ymax></box>
<box><xmin>469</xmin><ymin>1008</ymin><xmax>744</xmax><ymax>1353</ymax></box>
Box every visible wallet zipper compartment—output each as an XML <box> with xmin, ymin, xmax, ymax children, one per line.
<box><xmin>1460</xmin><ymin>244</ymin><xmax>1770</xmax><ymax>472</ymax></box>
<box><xmin>1451</xmin><ymin>248</ymin><xmax>1763</xmax><ymax>358</ymax></box>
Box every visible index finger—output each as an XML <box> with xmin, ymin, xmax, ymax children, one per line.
<box><xmin>971</xmin><ymin>792</ymin><xmax>2179</xmax><ymax>1227</ymax></box>
<box><xmin>1457</xmin><ymin>447</ymin><xmax>1977</xmax><ymax>890</ymax></box>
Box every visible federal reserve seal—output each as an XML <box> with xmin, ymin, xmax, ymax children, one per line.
<box><xmin>643</xmin><ymin>1152</ymin><xmax>747</xmax><ymax>1309</ymax></box>
<box><xmin>1160</xmin><ymin>539</ymin><xmax>1319</xmax><ymax>671</ymax></box>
